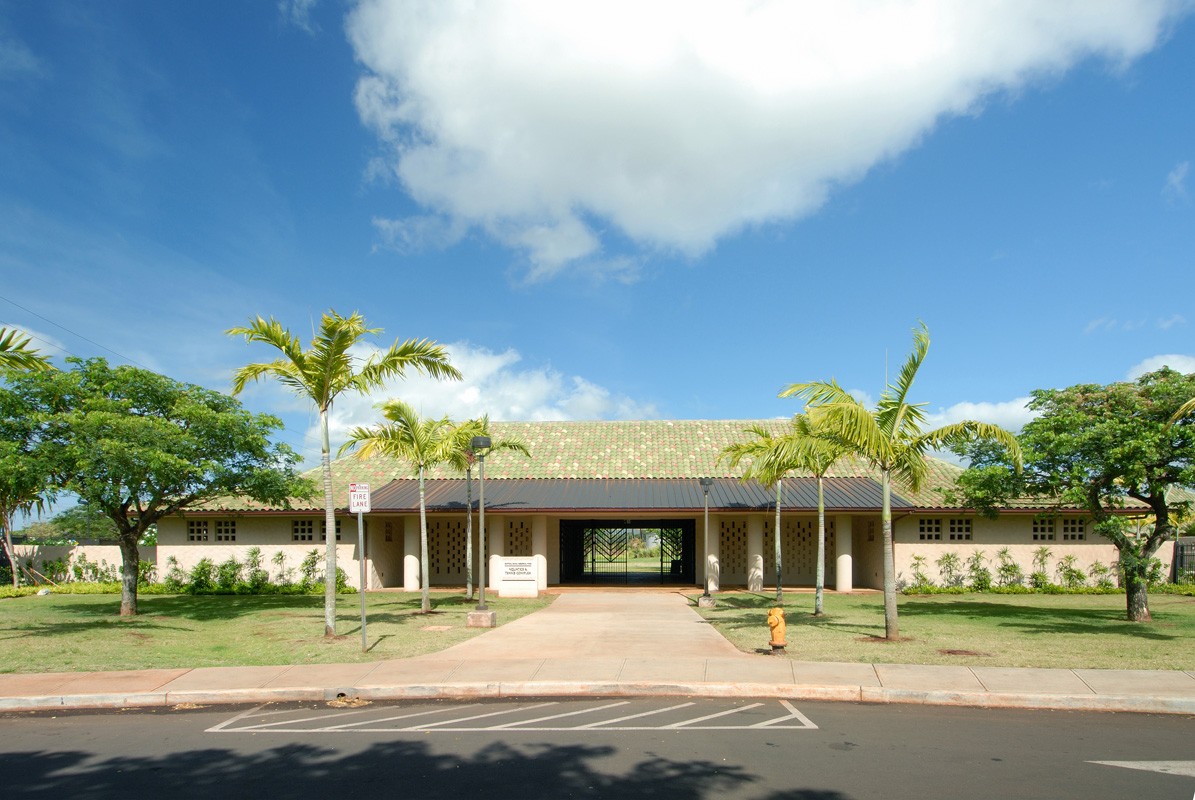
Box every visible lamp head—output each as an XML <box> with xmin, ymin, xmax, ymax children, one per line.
<box><xmin>471</xmin><ymin>435</ymin><xmax>492</xmax><ymax>450</ymax></box>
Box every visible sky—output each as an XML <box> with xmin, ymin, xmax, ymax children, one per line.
<box><xmin>2</xmin><ymin>0</ymin><xmax>1194</xmax><ymax>479</ymax></box>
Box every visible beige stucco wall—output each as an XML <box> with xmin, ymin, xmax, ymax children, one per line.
<box><xmin>893</xmin><ymin>514</ymin><xmax>1176</xmax><ymax>587</ymax></box>
<box><xmin>13</xmin><ymin>544</ymin><xmax>156</xmax><ymax>581</ymax></box>
<box><xmin>157</xmin><ymin>515</ymin><xmax>362</xmax><ymax>589</ymax></box>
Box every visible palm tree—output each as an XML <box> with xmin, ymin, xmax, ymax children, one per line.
<box><xmin>768</xmin><ymin>414</ymin><xmax>852</xmax><ymax>616</ymax></box>
<box><xmin>1169</xmin><ymin>396</ymin><xmax>1195</xmax><ymax>427</ymax></box>
<box><xmin>781</xmin><ymin>322</ymin><xmax>1022</xmax><ymax>640</ymax></box>
<box><xmin>719</xmin><ymin>424</ymin><xmax>796</xmax><ymax>603</ymax></box>
<box><xmin>0</xmin><ymin>328</ymin><xmax>54</xmax><ymax>373</ymax></box>
<box><xmin>340</xmin><ymin>399</ymin><xmax>455</xmax><ymax>613</ymax></box>
<box><xmin>444</xmin><ymin>417</ymin><xmax>530</xmax><ymax>600</ymax></box>
<box><xmin>228</xmin><ymin>311</ymin><xmax>460</xmax><ymax>635</ymax></box>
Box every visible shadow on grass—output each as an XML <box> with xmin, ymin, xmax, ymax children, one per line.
<box><xmin>898</xmin><ymin>600</ymin><xmax>1180</xmax><ymax>640</ymax></box>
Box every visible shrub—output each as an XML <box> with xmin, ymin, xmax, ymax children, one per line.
<box><xmin>215</xmin><ymin>555</ymin><xmax>243</xmax><ymax>592</ymax></box>
<box><xmin>162</xmin><ymin>556</ymin><xmax>187</xmax><ymax>592</ymax></box>
<box><xmin>994</xmin><ymin>547</ymin><xmax>1024</xmax><ymax>588</ymax></box>
<box><xmin>1056</xmin><ymin>554</ymin><xmax>1086</xmax><ymax>589</ymax></box>
<box><xmin>1029</xmin><ymin>570</ymin><xmax>1051</xmax><ymax>590</ymax></box>
<box><xmin>299</xmin><ymin>549</ymin><xmax>322</xmax><ymax>589</ymax></box>
<box><xmin>1088</xmin><ymin>561</ymin><xmax>1115</xmax><ymax>590</ymax></box>
<box><xmin>909</xmin><ymin>555</ymin><xmax>933</xmax><ymax>590</ymax></box>
<box><xmin>188</xmin><ymin>558</ymin><xmax>216</xmax><ymax>593</ymax></box>
<box><xmin>935</xmin><ymin>552</ymin><xmax>963</xmax><ymax>587</ymax></box>
<box><xmin>966</xmin><ymin>550</ymin><xmax>991</xmax><ymax>591</ymax></box>
<box><xmin>271</xmin><ymin>550</ymin><xmax>293</xmax><ymax>586</ymax></box>
<box><xmin>244</xmin><ymin>547</ymin><xmax>270</xmax><ymax>592</ymax></box>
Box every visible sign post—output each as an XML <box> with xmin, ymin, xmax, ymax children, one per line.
<box><xmin>349</xmin><ymin>483</ymin><xmax>371</xmax><ymax>652</ymax></box>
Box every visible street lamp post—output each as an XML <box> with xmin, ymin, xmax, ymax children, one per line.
<box><xmin>699</xmin><ymin>478</ymin><xmax>715</xmax><ymax>607</ymax></box>
<box><xmin>472</xmin><ymin>436</ymin><xmax>492</xmax><ymax>611</ymax></box>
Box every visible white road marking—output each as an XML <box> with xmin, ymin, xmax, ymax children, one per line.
<box><xmin>208</xmin><ymin>700</ymin><xmax>818</xmax><ymax>734</ymax></box>
<box><xmin>749</xmin><ymin>699</ymin><xmax>819</xmax><ymax>730</ymax></box>
<box><xmin>306</xmin><ymin>705</ymin><xmax>483</xmax><ymax>731</ymax></box>
<box><xmin>395</xmin><ymin>701</ymin><xmax>557</xmax><ymax>731</ymax></box>
<box><xmin>662</xmin><ymin>703</ymin><xmax>763</xmax><ymax>728</ymax></box>
<box><xmin>228</xmin><ymin>706</ymin><xmax>381</xmax><ymax>731</ymax></box>
<box><xmin>204</xmin><ymin>704</ymin><xmax>266</xmax><ymax>733</ymax></box>
<box><xmin>575</xmin><ymin>702</ymin><xmax>696</xmax><ymax>728</ymax></box>
<box><xmin>488</xmin><ymin>701</ymin><xmax>631</xmax><ymax>729</ymax></box>
<box><xmin>1089</xmin><ymin>761</ymin><xmax>1195</xmax><ymax>778</ymax></box>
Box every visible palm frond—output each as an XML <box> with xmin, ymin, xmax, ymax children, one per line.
<box><xmin>0</xmin><ymin>328</ymin><xmax>55</xmax><ymax>373</ymax></box>
<box><xmin>914</xmin><ymin>421</ymin><xmax>1024</xmax><ymax>472</ymax></box>
<box><xmin>1169</xmin><ymin>396</ymin><xmax>1195</xmax><ymax>427</ymax></box>
<box><xmin>778</xmin><ymin>378</ymin><xmax>855</xmax><ymax>406</ymax></box>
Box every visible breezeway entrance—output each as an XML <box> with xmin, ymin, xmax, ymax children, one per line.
<box><xmin>559</xmin><ymin>519</ymin><xmax>696</xmax><ymax>585</ymax></box>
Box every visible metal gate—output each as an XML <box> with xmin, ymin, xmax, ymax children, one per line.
<box><xmin>559</xmin><ymin>519</ymin><xmax>696</xmax><ymax>584</ymax></box>
<box><xmin>1172</xmin><ymin>537</ymin><xmax>1194</xmax><ymax>583</ymax></box>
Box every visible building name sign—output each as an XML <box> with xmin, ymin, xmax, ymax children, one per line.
<box><xmin>501</xmin><ymin>558</ymin><xmax>536</xmax><ymax>581</ymax></box>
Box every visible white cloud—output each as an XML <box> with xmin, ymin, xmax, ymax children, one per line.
<box><xmin>1159</xmin><ymin>314</ymin><xmax>1186</xmax><ymax>329</ymax></box>
<box><xmin>926</xmin><ymin>397</ymin><xmax>1037</xmax><ymax>434</ymax></box>
<box><xmin>1127</xmin><ymin>353</ymin><xmax>1195</xmax><ymax>379</ymax></box>
<box><xmin>1164</xmin><ymin>160</ymin><xmax>1190</xmax><ymax>200</ymax></box>
<box><xmin>317</xmin><ymin>341</ymin><xmax>659</xmax><ymax>455</ymax></box>
<box><xmin>346</xmin><ymin>0</ymin><xmax>1186</xmax><ymax>279</ymax></box>
<box><xmin>0</xmin><ymin>32</ymin><xmax>41</xmax><ymax>81</ymax></box>
<box><xmin>279</xmin><ymin>0</ymin><xmax>320</xmax><ymax>33</ymax></box>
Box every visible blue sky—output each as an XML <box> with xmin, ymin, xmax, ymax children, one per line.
<box><xmin>2</xmin><ymin>0</ymin><xmax>1193</xmax><ymax>473</ymax></box>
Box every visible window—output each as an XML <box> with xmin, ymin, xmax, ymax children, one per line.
<box><xmin>322</xmin><ymin>519</ymin><xmax>342</xmax><ymax>541</ymax></box>
<box><xmin>188</xmin><ymin>520</ymin><xmax>208</xmax><ymax>542</ymax></box>
<box><xmin>214</xmin><ymin>520</ymin><xmax>236</xmax><ymax>542</ymax></box>
<box><xmin>1032</xmin><ymin>519</ymin><xmax>1055</xmax><ymax>541</ymax></box>
<box><xmin>948</xmin><ymin>518</ymin><xmax>972</xmax><ymax>541</ymax></box>
<box><xmin>918</xmin><ymin>518</ymin><xmax>942</xmax><ymax>541</ymax></box>
<box><xmin>384</xmin><ymin>520</ymin><xmax>393</xmax><ymax>542</ymax></box>
<box><xmin>292</xmin><ymin>519</ymin><xmax>314</xmax><ymax>542</ymax></box>
<box><xmin>1061</xmin><ymin>517</ymin><xmax>1086</xmax><ymax>541</ymax></box>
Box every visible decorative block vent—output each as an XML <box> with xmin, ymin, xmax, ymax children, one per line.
<box><xmin>1061</xmin><ymin>517</ymin><xmax>1086</xmax><ymax>541</ymax></box>
<box><xmin>214</xmin><ymin>520</ymin><xmax>236</xmax><ymax>542</ymax></box>
<box><xmin>1033</xmin><ymin>519</ymin><xmax>1055</xmax><ymax>541</ymax></box>
<box><xmin>918</xmin><ymin>518</ymin><xmax>942</xmax><ymax>541</ymax></box>
<box><xmin>430</xmin><ymin>519</ymin><xmax>467</xmax><ymax>576</ymax></box>
<box><xmin>292</xmin><ymin>520</ymin><xmax>314</xmax><ymax>541</ymax></box>
<box><xmin>506</xmin><ymin>519</ymin><xmax>532</xmax><ymax>557</ymax></box>
<box><xmin>948</xmin><ymin>518</ymin><xmax>972</xmax><ymax>541</ymax></box>
<box><xmin>188</xmin><ymin>520</ymin><xmax>208</xmax><ymax>542</ymax></box>
<box><xmin>719</xmin><ymin>519</ymin><xmax>748</xmax><ymax>576</ymax></box>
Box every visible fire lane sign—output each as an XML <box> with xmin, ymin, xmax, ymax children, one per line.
<box><xmin>349</xmin><ymin>483</ymin><xmax>371</xmax><ymax>513</ymax></box>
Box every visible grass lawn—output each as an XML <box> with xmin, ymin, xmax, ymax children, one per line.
<box><xmin>689</xmin><ymin>591</ymin><xmax>1195</xmax><ymax>670</ymax></box>
<box><xmin>0</xmin><ymin>591</ymin><xmax>553</xmax><ymax>674</ymax></box>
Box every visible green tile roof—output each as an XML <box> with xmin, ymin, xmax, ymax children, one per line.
<box><xmin>201</xmin><ymin>419</ymin><xmax>986</xmax><ymax>512</ymax></box>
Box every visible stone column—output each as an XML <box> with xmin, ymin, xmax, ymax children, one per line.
<box><xmin>707</xmin><ymin>513</ymin><xmax>721</xmax><ymax>592</ymax></box>
<box><xmin>531</xmin><ymin>514</ymin><xmax>548</xmax><ymax>590</ymax></box>
<box><xmin>835</xmin><ymin>514</ymin><xmax>854</xmax><ymax>593</ymax></box>
<box><xmin>403</xmin><ymin>515</ymin><xmax>420</xmax><ymax>591</ymax></box>
<box><xmin>747</xmin><ymin>515</ymin><xmax>764</xmax><ymax>592</ymax></box>
<box><xmin>487</xmin><ymin>515</ymin><xmax>504</xmax><ymax>591</ymax></box>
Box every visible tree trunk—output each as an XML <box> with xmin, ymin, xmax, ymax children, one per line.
<box><xmin>419</xmin><ymin>465</ymin><xmax>430</xmax><ymax>614</ymax></box>
<box><xmin>321</xmin><ymin>408</ymin><xmax>337</xmax><ymax>637</ymax></box>
<box><xmin>2</xmin><ymin>517</ymin><xmax>19</xmax><ymax>589</ymax></box>
<box><xmin>774</xmin><ymin>480</ymin><xmax>782</xmax><ymax>603</ymax></box>
<box><xmin>118</xmin><ymin>534</ymin><xmax>140</xmax><ymax>617</ymax></box>
<box><xmin>465</xmin><ymin>467</ymin><xmax>473</xmax><ymax>601</ymax></box>
<box><xmin>881</xmin><ymin>469</ymin><xmax>899</xmax><ymax>640</ymax></box>
<box><xmin>814</xmin><ymin>475</ymin><xmax>825</xmax><ymax>616</ymax></box>
<box><xmin>1125</xmin><ymin>572</ymin><xmax>1152</xmax><ymax>622</ymax></box>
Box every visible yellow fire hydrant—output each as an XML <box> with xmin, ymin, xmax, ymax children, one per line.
<box><xmin>767</xmin><ymin>607</ymin><xmax>786</xmax><ymax>654</ymax></box>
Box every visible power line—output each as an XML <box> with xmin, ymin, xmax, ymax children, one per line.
<box><xmin>0</xmin><ymin>292</ymin><xmax>152</xmax><ymax>369</ymax></box>
<box><xmin>0</xmin><ymin>293</ymin><xmax>323</xmax><ymax>453</ymax></box>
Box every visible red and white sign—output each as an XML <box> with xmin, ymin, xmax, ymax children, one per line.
<box><xmin>349</xmin><ymin>483</ymin><xmax>371</xmax><ymax>513</ymax></box>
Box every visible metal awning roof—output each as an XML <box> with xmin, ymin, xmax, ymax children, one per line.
<box><xmin>365</xmin><ymin>477</ymin><xmax>911</xmax><ymax>513</ymax></box>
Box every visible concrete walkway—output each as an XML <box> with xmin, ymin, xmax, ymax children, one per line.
<box><xmin>2</xmin><ymin>592</ymin><xmax>1194</xmax><ymax>715</ymax></box>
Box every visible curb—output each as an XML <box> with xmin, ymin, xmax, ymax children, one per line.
<box><xmin>3</xmin><ymin>683</ymin><xmax>1194</xmax><ymax>716</ymax></box>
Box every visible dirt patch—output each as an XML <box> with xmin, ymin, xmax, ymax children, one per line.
<box><xmin>127</xmin><ymin>632</ymin><xmax>151</xmax><ymax>641</ymax></box>
<box><xmin>420</xmin><ymin>625</ymin><xmax>453</xmax><ymax>631</ymax></box>
<box><xmin>327</xmin><ymin>697</ymin><xmax>370</xmax><ymax>708</ymax></box>
<box><xmin>938</xmin><ymin>648</ymin><xmax>990</xmax><ymax>657</ymax></box>
<box><xmin>263</xmin><ymin>612</ymin><xmax>310</xmax><ymax>619</ymax></box>
<box><xmin>855</xmin><ymin>635</ymin><xmax>917</xmax><ymax>644</ymax></box>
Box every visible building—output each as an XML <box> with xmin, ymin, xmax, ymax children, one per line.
<box><xmin>151</xmin><ymin>420</ymin><xmax>1171</xmax><ymax>592</ymax></box>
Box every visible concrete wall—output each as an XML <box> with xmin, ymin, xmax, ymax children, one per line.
<box><xmin>13</xmin><ymin>543</ymin><xmax>156</xmax><ymax>581</ymax></box>
<box><xmin>893</xmin><ymin>514</ymin><xmax>1176</xmax><ymax>587</ymax></box>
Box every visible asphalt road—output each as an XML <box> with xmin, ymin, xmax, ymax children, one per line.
<box><xmin>2</xmin><ymin>698</ymin><xmax>1192</xmax><ymax>799</ymax></box>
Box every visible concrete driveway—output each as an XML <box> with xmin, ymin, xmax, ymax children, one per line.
<box><xmin>426</xmin><ymin>592</ymin><xmax>745</xmax><ymax>660</ymax></box>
